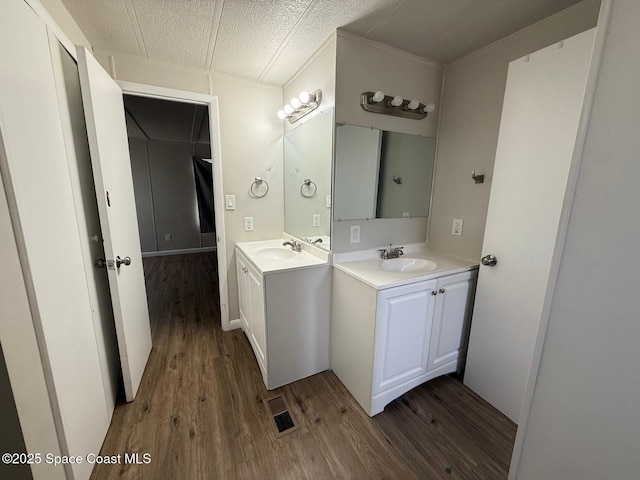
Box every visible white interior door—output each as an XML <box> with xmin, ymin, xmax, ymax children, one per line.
<box><xmin>464</xmin><ymin>29</ymin><xmax>595</xmax><ymax>423</ymax></box>
<box><xmin>76</xmin><ymin>46</ymin><xmax>152</xmax><ymax>401</ymax></box>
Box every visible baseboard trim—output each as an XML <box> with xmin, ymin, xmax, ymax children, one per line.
<box><xmin>228</xmin><ymin>319</ymin><xmax>242</xmax><ymax>331</ymax></box>
<box><xmin>142</xmin><ymin>246</ymin><xmax>216</xmax><ymax>258</ymax></box>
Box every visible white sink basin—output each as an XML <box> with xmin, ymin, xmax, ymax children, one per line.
<box><xmin>255</xmin><ymin>247</ymin><xmax>297</xmax><ymax>260</ymax></box>
<box><xmin>379</xmin><ymin>257</ymin><xmax>438</xmax><ymax>273</ymax></box>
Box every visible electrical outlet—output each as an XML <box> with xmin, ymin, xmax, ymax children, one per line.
<box><xmin>164</xmin><ymin>233</ymin><xmax>172</xmax><ymax>242</ymax></box>
<box><xmin>350</xmin><ymin>225</ymin><xmax>361</xmax><ymax>244</ymax></box>
<box><xmin>312</xmin><ymin>214</ymin><xmax>320</xmax><ymax>227</ymax></box>
<box><xmin>225</xmin><ymin>195</ymin><xmax>235</xmax><ymax>210</ymax></box>
<box><xmin>452</xmin><ymin>218</ymin><xmax>463</xmax><ymax>236</ymax></box>
<box><xmin>243</xmin><ymin>217</ymin><xmax>254</xmax><ymax>232</ymax></box>
<box><xmin>402</xmin><ymin>212</ymin><xmax>410</xmax><ymax>218</ymax></box>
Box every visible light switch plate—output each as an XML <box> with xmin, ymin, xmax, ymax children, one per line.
<box><xmin>243</xmin><ymin>217</ymin><xmax>254</xmax><ymax>232</ymax></box>
<box><xmin>312</xmin><ymin>214</ymin><xmax>320</xmax><ymax>227</ymax></box>
<box><xmin>164</xmin><ymin>233</ymin><xmax>172</xmax><ymax>242</ymax></box>
<box><xmin>326</xmin><ymin>195</ymin><xmax>332</xmax><ymax>208</ymax></box>
<box><xmin>350</xmin><ymin>225</ymin><xmax>361</xmax><ymax>244</ymax></box>
<box><xmin>225</xmin><ymin>195</ymin><xmax>236</xmax><ymax>210</ymax></box>
<box><xmin>452</xmin><ymin>218</ymin><xmax>463</xmax><ymax>236</ymax></box>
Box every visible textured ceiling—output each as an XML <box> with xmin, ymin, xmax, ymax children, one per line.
<box><xmin>61</xmin><ymin>0</ymin><xmax>583</xmax><ymax>86</ymax></box>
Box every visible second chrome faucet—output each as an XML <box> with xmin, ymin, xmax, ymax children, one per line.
<box><xmin>282</xmin><ymin>240</ymin><xmax>302</xmax><ymax>252</ymax></box>
<box><xmin>379</xmin><ymin>244</ymin><xmax>404</xmax><ymax>259</ymax></box>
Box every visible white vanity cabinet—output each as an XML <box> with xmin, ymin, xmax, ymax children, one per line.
<box><xmin>373</xmin><ymin>280</ymin><xmax>437</xmax><ymax>395</ymax></box>
<box><xmin>236</xmin><ymin>251</ymin><xmax>267</xmax><ymax>375</ymax></box>
<box><xmin>235</xmin><ymin>245</ymin><xmax>331</xmax><ymax>390</ymax></box>
<box><xmin>332</xmin><ymin>264</ymin><xmax>477</xmax><ymax>416</ymax></box>
<box><xmin>428</xmin><ymin>271</ymin><xmax>477</xmax><ymax>372</ymax></box>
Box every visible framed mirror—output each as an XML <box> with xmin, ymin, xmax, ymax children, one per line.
<box><xmin>333</xmin><ymin>123</ymin><xmax>436</xmax><ymax>221</ymax></box>
<box><xmin>284</xmin><ymin>108</ymin><xmax>334</xmax><ymax>250</ymax></box>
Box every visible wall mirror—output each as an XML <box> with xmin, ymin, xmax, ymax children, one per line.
<box><xmin>333</xmin><ymin>123</ymin><xmax>436</xmax><ymax>221</ymax></box>
<box><xmin>284</xmin><ymin>108</ymin><xmax>334</xmax><ymax>250</ymax></box>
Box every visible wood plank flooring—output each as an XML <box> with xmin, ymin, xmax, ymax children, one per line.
<box><xmin>90</xmin><ymin>252</ymin><xmax>516</xmax><ymax>480</ymax></box>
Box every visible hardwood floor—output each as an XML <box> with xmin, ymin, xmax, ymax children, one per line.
<box><xmin>90</xmin><ymin>252</ymin><xmax>516</xmax><ymax>480</ymax></box>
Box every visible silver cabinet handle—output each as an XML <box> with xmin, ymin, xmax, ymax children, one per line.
<box><xmin>431</xmin><ymin>290</ymin><xmax>437</xmax><ymax>296</ymax></box>
<box><xmin>116</xmin><ymin>256</ymin><xmax>131</xmax><ymax>268</ymax></box>
<box><xmin>439</xmin><ymin>288</ymin><xmax>445</xmax><ymax>294</ymax></box>
<box><xmin>481</xmin><ymin>254</ymin><xmax>497</xmax><ymax>266</ymax></box>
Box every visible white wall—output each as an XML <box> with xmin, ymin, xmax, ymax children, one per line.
<box><xmin>282</xmin><ymin>35</ymin><xmax>335</xmax><ymax>245</ymax></box>
<box><xmin>95</xmin><ymin>50</ymin><xmax>284</xmax><ymax>321</ymax></box>
<box><xmin>332</xmin><ymin>31</ymin><xmax>442</xmax><ymax>252</ymax></box>
<box><xmin>128</xmin><ymin>138</ymin><xmax>213</xmax><ymax>254</ymax></box>
<box><xmin>428</xmin><ymin>0</ymin><xmax>601</xmax><ymax>261</ymax></box>
<box><xmin>514</xmin><ymin>0</ymin><xmax>640</xmax><ymax>477</ymax></box>
<box><xmin>283</xmin><ymin>34</ymin><xmax>336</xmax><ymax>132</ymax></box>
<box><xmin>334</xmin><ymin>31</ymin><xmax>441</xmax><ymax>137</ymax></box>
<box><xmin>28</xmin><ymin>0</ymin><xmax>90</xmax><ymax>49</ymax></box>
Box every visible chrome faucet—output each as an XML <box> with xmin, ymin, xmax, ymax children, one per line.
<box><xmin>303</xmin><ymin>237</ymin><xmax>323</xmax><ymax>245</ymax></box>
<box><xmin>282</xmin><ymin>240</ymin><xmax>302</xmax><ymax>252</ymax></box>
<box><xmin>379</xmin><ymin>244</ymin><xmax>404</xmax><ymax>259</ymax></box>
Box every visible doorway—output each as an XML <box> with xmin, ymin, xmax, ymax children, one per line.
<box><xmin>123</xmin><ymin>94</ymin><xmax>216</xmax><ymax>258</ymax></box>
<box><xmin>119</xmin><ymin>82</ymin><xmax>230</xmax><ymax>331</ymax></box>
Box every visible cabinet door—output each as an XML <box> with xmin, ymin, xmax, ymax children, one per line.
<box><xmin>428</xmin><ymin>271</ymin><xmax>477</xmax><ymax>371</ymax></box>
<box><xmin>372</xmin><ymin>280</ymin><xmax>437</xmax><ymax>395</ymax></box>
<box><xmin>248</xmin><ymin>264</ymin><xmax>267</xmax><ymax>373</ymax></box>
<box><xmin>235</xmin><ymin>253</ymin><xmax>250</xmax><ymax>332</ymax></box>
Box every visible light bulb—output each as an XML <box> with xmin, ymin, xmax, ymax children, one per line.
<box><xmin>424</xmin><ymin>102</ymin><xmax>436</xmax><ymax>113</ymax></box>
<box><xmin>372</xmin><ymin>90</ymin><xmax>385</xmax><ymax>103</ymax></box>
<box><xmin>291</xmin><ymin>97</ymin><xmax>302</xmax><ymax>109</ymax></box>
<box><xmin>277</xmin><ymin>110</ymin><xmax>287</xmax><ymax>119</ymax></box>
<box><xmin>407</xmin><ymin>100</ymin><xmax>420</xmax><ymax>110</ymax></box>
<box><xmin>284</xmin><ymin>104</ymin><xmax>294</xmax><ymax>115</ymax></box>
<box><xmin>390</xmin><ymin>96</ymin><xmax>403</xmax><ymax>107</ymax></box>
<box><xmin>299</xmin><ymin>91</ymin><xmax>311</xmax><ymax>103</ymax></box>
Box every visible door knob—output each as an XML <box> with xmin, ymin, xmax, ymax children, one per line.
<box><xmin>481</xmin><ymin>254</ymin><xmax>498</xmax><ymax>266</ymax></box>
<box><xmin>116</xmin><ymin>256</ymin><xmax>132</xmax><ymax>268</ymax></box>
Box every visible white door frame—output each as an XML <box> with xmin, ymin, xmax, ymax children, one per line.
<box><xmin>117</xmin><ymin>81</ymin><xmax>230</xmax><ymax>331</ymax></box>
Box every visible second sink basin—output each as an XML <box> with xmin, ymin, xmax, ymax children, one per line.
<box><xmin>379</xmin><ymin>257</ymin><xmax>438</xmax><ymax>273</ymax></box>
<box><xmin>255</xmin><ymin>247</ymin><xmax>297</xmax><ymax>260</ymax></box>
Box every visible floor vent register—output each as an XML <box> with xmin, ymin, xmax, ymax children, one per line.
<box><xmin>264</xmin><ymin>394</ymin><xmax>298</xmax><ymax>437</ymax></box>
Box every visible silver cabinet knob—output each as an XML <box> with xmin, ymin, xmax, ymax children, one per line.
<box><xmin>431</xmin><ymin>290</ymin><xmax>438</xmax><ymax>296</ymax></box>
<box><xmin>116</xmin><ymin>256</ymin><xmax>132</xmax><ymax>268</ymax></box>
<box><xmin>439</xmin><ymin>288</ymin><xmax>446</xmax><ymax>294</ymax></box>
<box><xmin>481</xmin><ymin>254</ymin><xmax>498</xmax><ymax>266</ymax></box>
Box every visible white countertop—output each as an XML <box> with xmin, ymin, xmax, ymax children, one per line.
<box><xmin>236</xmin><ymin>238</ymin><xmax>329</xmax><ymax>274</ymax></box>
<box><xmin>333</xmin><ymin>244</ymin><xmax>478</xmax><ymax>290</ymax></box>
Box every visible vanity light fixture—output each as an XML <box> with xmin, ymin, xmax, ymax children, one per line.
<box><xmin>360</xmin><ymin>91</ymin><xmax>436</xmax><ymax>120</ymax></box>
<box><xmin>277</xmin><ymin>89</ymin><xmax>322</xmax><ymax>124</ymax></box>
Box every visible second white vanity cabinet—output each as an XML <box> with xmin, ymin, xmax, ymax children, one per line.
<box><xmin>332</xmin><ymin>251</ymin><xmax>477</xmax><ymax>416</ymax></box>
<box><xmin>235</xmin><ymin>242</ymin><xmax>331</xmax><ymax>390</ymax></box>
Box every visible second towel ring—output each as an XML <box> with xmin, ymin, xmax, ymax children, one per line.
<box><xmin>250</xmin><ymin>177</ymin><xmax>269</xmax><ymax>198</ymax></box>
<box><xmin>300</xmin><ymin>178</ymin><xmax>317</xmax><ymax>198</ymax></box>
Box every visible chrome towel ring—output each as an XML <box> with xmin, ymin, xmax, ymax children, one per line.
<box><xmin>300</xmin><ymin>178</ymin><xmax>317</xmax><ymax>198</ymax></box>
<box><xmin>250</xmin><ymin>177</ymin><xmax>269</xmax><ymax>198</ymax></box>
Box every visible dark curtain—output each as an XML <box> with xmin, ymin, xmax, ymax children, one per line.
<box><xmin>192</xmin><ymin>156</ymin><xmax>215</xmax><ymax>233</ymax></box>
